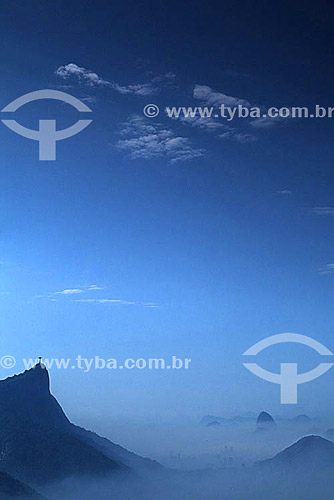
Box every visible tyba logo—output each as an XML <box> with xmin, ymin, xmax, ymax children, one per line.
<box><xmin>243</xmin><ymin>333</ymin><xmax>333</xmax><ymax>404</ymax></box>
<box><xmin>1</xmin><ymin>90</ymin><xmax>92</xmax><ymax>160</ymax></box>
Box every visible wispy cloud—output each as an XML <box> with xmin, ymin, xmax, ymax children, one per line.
<box><xmin>87</xmin><ymin>284</ymin><xmax>104</xmax><ymax>291</ymax></box>
<box><xmin>219</xmin><ymin>130</ymin><xmax>256</xmax><ymax>143</ymax></box>
<box><xmin>175</xmin><ymin>114</ymin><xmax>225</xmax><ymax>131</ymax></box>
<box><xmin>318</xmin><ymin>263</ymin><xmax>334</xmax><ymax>275</ymax></box>
<box><xmin>116</xmin><ymin>115</ymin><xmax>204</xmax><ymax>163</ymax></box>
<box><xmin>111</xmin><ymin>82</ymin><xmax>157</xmax><ymax>96</ymax></box>
<box><xmin>193</xmin><ymin>84</ymin><xmax>291</xmax><ymax>132</ymax></box>
<box><xmin>190</xmin><ymin>84</ymin><xmax>257</xmax><ymax>141</ymax></box>
<box><xmin>81</xmin><ymin>95</ymin><xmax>97</xmax><ymax>104</ymax></box>
<box><xmin>55</xmin><ymin>63</ymin><xmax>175</xmax><ymax>96</ymax></box>
<box><xmin>249</xmin><ymin>116</ymin><xmax>287</xmax><ymax>128</ymax></box>
<box><xmin>171</xmin><ymin>109</ymin><xmax>256</xmax><ymax>143</ymax></box>
<box><xmin>38</xmin><ymin>284</ymin><xmax>104</xmax><ymax>300</ymax></box>
<box><xmin>55</xmin><ymin>288</ymin><xmax>85</xmax><ymax>295</ymax></box>
<box><xmin>75</xmin><ymin>298</ymin><xmax>159</xmax><ymax>308</ymax></box>
<box><xmin>75</xmin><ymin>298</ymin><xmax>135</xmax><ymax>304</ymax></box>
<box><xmin>193</xmin><ymin>85</ymin><xmax>251</xmax><ymax>107</ymax></box>
<box><xmin>311</xmin><ymin>207</ymin><xmax>334</xmax><ymax>216</ymax></box>
<box><xmin>277</xmin><ymin>190</ymin><xmax>293</xmax><ymax>195</ymax></box>
<box><xmin>36</xmin><ymin>285</ymin><xmax>157</xmax><ymax>307</ymax></box>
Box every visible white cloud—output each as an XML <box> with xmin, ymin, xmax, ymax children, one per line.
<box><xmin>190</xmin><ymin>85</ymin><xmax>259</xmax><ymax>141</ymax></box>
<box><xmin>219</xmin><ymin>130</ymin><xmax>256</xmax><ymax>143</ymax></box>
<box><xmin>151</xmin><ymin>72</ymin><xmax>176</xmax><ymax>84</ymax></box>
<box><xmin>55</xmin><ymin>63</ymin><xmax>174</xmax><ymax>96</ymax></box>
<box><xmin>81</xmin><ymin>95</ymin><xmax>97</xmax><ymax>103</ymax></box>
<box><xmin>249</xmin><ymin>116</ymin><xmax>287</xmax><ymax>128</ymax></box>
<box><xmin>174</xmin><ymin>114</ymin><xmax>226</xmax><ymax>131</ymax></box>
<box><xmin>38</xmin><ymin>284</ymin><xmax>103</xmax><ymax>300</ymax></box>
<box><xmin>171</xmin><ymin>108</ymin><xmax>257</xmax><ymax>143</ymax></box>
<box><xmin>318</xmin><ymin>263</ymin><xmax>334</xmax><ymax>275</ymax></box>
<box><xmin>193</xmin><ymin>84</ymin><xmax>251</xmax><ymax>107</ymax></box>
<box><xmin>141</xmin><ymin>302</ymin><xmax>160</xmax><ymax>308</ymax></box>
<box><xmin>75</xmin><ymin>298</ymin><xmax>159</xmax><ymax>307</ymax></box>
<box><xmin>277</xmin><ymin>190</ymin><xmax>292</xmax><ymax>195</ymax></box>
<box><xmin>116</xmin><ymin>115</ymin><xmax>204</xmax><ymax>163</ymax></box>
<box><xmin>55</xmin><ymin>288</ymin><xmax>85</xmax><ymax>295</ymax></box>
<box><xmin>193</xmin><ymin>84</ymin><xmax>291</xmax><ymax>132</ymax></box>
<box><xmin>55</xmin><ymin>63</ymin><xmax>110</xmax><ymax>86</ymax></box>
<box><xmin>75</xmin><ymin>298</ymin><xmax>135</xmax><ymax>304</ymax></box>
<box><xmin>312</xmin><ymin>207</ymin><xmax>334</xmax><ymax>216</ymax></box>
<box><xmin>36</xmin><ymin>283</ymin><xmax>158</xmax><ymax>307</ymax></box>
<box><xmin>111</xmin><ymin>82</ymin><xmax>157</xmax><ymax>96</ymax></box>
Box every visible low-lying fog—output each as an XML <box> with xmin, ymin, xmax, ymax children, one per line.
<box><xmin>37</xmin><ymin>413</ymin><xmax>334</xmax><ymax>500</ymax></box>
<box><xmin>75</xmin><ymin>414</ymin><xmax>334</xmax><ymax>468</ymax></box>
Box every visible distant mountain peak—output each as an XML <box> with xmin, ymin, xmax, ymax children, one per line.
<box><xmin>256</xmin><ymin>411</ymin><xmax>275</xmax><ymax>429</ymax></box>
<box><xmin>259</xmin><ymin>435</ymin><xmax>334</xmax><ymax>470</ymax></box>
<box><xmin>206</xmin><ymin>420</ymin><xmax>221</xmax><ymax>427</ymax></box>
<box><xmin>291</xmin><ymin>413</ymin><xmax>312</xmax><ymax>423</ymax></box>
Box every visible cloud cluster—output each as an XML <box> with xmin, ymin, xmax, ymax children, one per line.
<box><xmin>116</xmin><ymin>115</ymin><xmax>204</xmax><ymax>163</ymax></box>
<box><xmin>193</xmin><ymin>85</ymin><xmax>251</xmax><ymax>107</ymax></box>
<box><xmin>192</xmin><ymin>84</ymin><xmax>289</xmax><ymax>132</ymax></box>
<box><xmin>55</xmin><ymin>63</ymin><xmax>110</xmax><ymax>86</ymax></box>
<box><xmin>55</xmin><ymin>63</ymin><xmax>175</xmax><ymax>96</ymax></box>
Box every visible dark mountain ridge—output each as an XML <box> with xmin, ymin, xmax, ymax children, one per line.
<box><xmin>0</xmin><ymin>363</ymin><xmax>161</xmax><ymax>486</ymax></box>
<box><xmin>259</xmin><ymin>435</ymin><xmax>334</xmax><ymax>471</ymax></box>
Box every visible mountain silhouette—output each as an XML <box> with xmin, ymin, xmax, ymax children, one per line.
<box><xmin>256</xmin><ymin>411</ymin><xmax>275</xmax><ymax>431</ymax></box>
<box><xmin>291</xmin><ymin>414</ymin><xmax>312</xmax><ymax>424</ymax></box>
<box><xmin>206</xmin><ymin>421</ymin><xmax>221</xmax><ymax>427</ymax></box>
<box><xmin>256</xmin><ymin>411</ymin><xmax>274</xmax><ymax>424</ymax></box>
<box><xmin>200</xmin><ymin>413</ymin><xmax>256</xmax><ymax>426</ymax></box>
<box><xmin>0</xmin><ymin>363</ymin><xmax>70</xmax><ymax>429</ymax></box>
<box><xmin>0</xmin><ymin>363</ymin><xmax>160</xmax><ymax>486</ymax></box>
<box><xmin>259</xmin><ymin>435</ymin><xmax>334</xmax><ymax>471</ymax></box>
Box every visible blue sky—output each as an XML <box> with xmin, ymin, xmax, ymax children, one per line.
<box><xmin>1</xmin><ymin>1</ymin><xmax>334</xmax><ymax>426</ymax></box>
